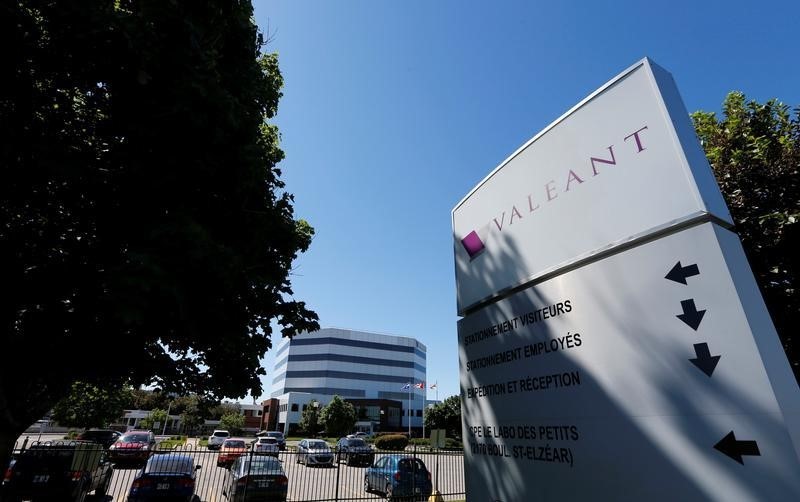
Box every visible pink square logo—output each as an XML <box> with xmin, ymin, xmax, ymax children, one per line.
<box><xmin>461</xmin><ymin>230</ymin><xmax>485</xmax><ymax>259</ymax></box>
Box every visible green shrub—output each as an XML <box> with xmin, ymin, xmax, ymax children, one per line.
<box><xmin>444</xmin><ymin>438</ymin><xmax>463</xmax><ymax>450</ymax></box>
<box><xmin>158</xmin><ymin>436</ymin><xmax>187</xmax><ymax>449</ymax></box>
<box><xmin>409</xmin><ymin>438</ymin><xmax>429</xmax><ymax>446</ymax></box>
<box><xmin>374</xmin><ymin>434</ymin><xmax>409</xmax><ymax>451</ymax></box>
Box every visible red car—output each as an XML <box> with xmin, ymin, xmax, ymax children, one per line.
<box><xmin>216</xmin><ymin>439</ymin><xmax>248</xmax><ymax>468</ymax></box>
<box><xmin>108</xmin><ymin>430</ymin><xmax>156</xmax><ymax>464</ymax></box>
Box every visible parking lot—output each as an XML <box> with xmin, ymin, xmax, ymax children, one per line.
<box><xmin>11</xmin><ymin>434</ymin><xmax>465</xmax><ymax>501</ymax></box>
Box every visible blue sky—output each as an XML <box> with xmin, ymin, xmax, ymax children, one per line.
<box><xmin>250</xmin><ymin>0</ymin><xmax>800</xmax><ymax>403</ymax></box>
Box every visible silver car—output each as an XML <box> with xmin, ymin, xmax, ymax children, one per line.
<box><xmin>222</xmin><ymin>455</ymin><xmax>288</xmax><ymax>502</ymax></box>
<box><xmin>296</xmin><ymin>439</ymin><xmax>333</xmax><ymax>467</ymax></box>
<box><xmin>252</xmin><ymin>437</ymin><xmax>280</xmax><ymax>457</ymax></box>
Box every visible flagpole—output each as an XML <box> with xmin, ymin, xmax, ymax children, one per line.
<box><xmin>422</xmin><ymin>383</ymin><xmax>426</xmax><ymax>440</ymax></box>
<box><xmin>422</xmin><ymin>398</ymin><xmax>428</xmax><ymax>439</ymax></box>
<box><xmin>407</xmin><ymin>382</ymin><xmax>411</xmax><ymax>437</ymax></box>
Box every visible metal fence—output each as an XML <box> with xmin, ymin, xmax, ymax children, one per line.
<box><xmin>4</xmin><ymin>441</ymin><xmax>465</xmax><ymax>501</ymax></box>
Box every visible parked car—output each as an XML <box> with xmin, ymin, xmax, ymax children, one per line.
<box><xmin>1</xmin><ymin>441</ymin><xmax>113</xmax><ymax>502</ymax></box>
<box><xmin>76</xmin><ymin>429</ymin><xmax>122</xmax><ymax>449</ymax></box>
<box><xmin>251</xmin><ymin>437</ymin><xmax>280</xmax><ymax>457</ymax></box>
<box><xmin>336</xmin><ymin>437</ymin><xmax>374</xmax><ymax>466</ymax></box>
<box><xmin>217</xmin><ymin>439</ymin><xmax>248</xmax><ymax>468</ymax></box>
<box><xmin>364</xmin><ymin>455</ymin><xmax>432</xmax><ymax>500</ymax></box>
<box><xmin>221</xmin><ymin>455</ymin><xmax>288</xmax><ymax>501</ymax></box>
<box><xmin>127</xmin><ymin>453</ymin><xmax>201</xmax><ymax>502</ymax></box>
<box><xmin>256</xmin><ymin>431</ymin><xmax>286</xmax><ymax>450</ymax></box>
<box><xmin>108</xmin><ymin>430</ymin><xmax>156</xmax><ymax>464</ymax></box>
<box><xmin>296</xmin><ymin>439</ymin><xmax>333</xmax><ymax>467</ymax></box>
<box><xmin>208</xmin><ymin>430</ymin><xmax>231</xmax><ymax>450</ymax></box>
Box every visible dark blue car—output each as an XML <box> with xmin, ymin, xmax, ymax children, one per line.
<box><xmin>364</xmin><ymin>455</ymin><xmax>432</xmax><ymax>500</ymax></box>
<box><xmin>127</xmin><ymin>453</ymin><xmax>201</xmax><ymax>501</ymax></box>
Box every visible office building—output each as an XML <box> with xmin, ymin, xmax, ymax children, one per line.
<box><xmin>264</xmin><ymin>328</ymin><xmax>427</xmax><ymax>435</ymax></box>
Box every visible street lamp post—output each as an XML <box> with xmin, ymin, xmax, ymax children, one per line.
<box><xmin>161</xmin><ymin>403</ymin><xmax>171</xmax><ymax>436</ymax></box>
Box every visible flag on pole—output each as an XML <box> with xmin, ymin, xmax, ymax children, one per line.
<box><xmin>401</xmin><ymin>382</ymin><xmax>411</xmax><ymax>390</ymax></box>
<box><xmin>415</xmin><ymin>381</ymin><xmax>425</xmax><ymax>389</ymax></box>
<box><xmin>429</xmin><ymin>382</ymin><xmax>437</xmax><ymax>389</ymax></box>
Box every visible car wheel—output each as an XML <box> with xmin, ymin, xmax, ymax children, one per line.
<box><xmin>385</xmin><ymin>483</ymin><xmax>393</xmax><ymax>500</ymax></box>
<box><xmin>364</xmin><ymin>476</ymin><xmax>371</xmax><ymax>493</ymax></box>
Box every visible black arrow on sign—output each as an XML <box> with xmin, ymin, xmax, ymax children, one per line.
<box><xmin>690</xmin><ymin>343</ymin><xmax>720</xmax><ymax>377</ymax></box>
<box><xmin>665</xmin><ymin>261</ymin><xmax>700</xmax><ymax>284</ymax></box>
<box><xmin>714</xmin><ymin>431</ymin><xmax>761</xmax><ymax>465</ymax></box>
<box><xmin>677</xmin><ymin>299</ymin><xmax>706</xmax><ymax>331</ymax></box>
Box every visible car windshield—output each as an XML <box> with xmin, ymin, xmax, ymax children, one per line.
<box><xmin>223</xmin><ymin>440</ymin><xmax>246</xmax><ymax>448</ymax></box>
<box><xmin>212</xmin><ymin>431</ymin><xmax>229</xmax><ymax>437</ymax></box>
<box><xmin>258</xmin><ymin>438</ymin><xmax>277</xmax><ymax>444</ymax></box>
<box><xmin>347</xmin><ymin>439</ymin><xmax>367</xmax><ymax>447</ymax></box>
<box><xmin>307</xmin><ymin>441</ymin><xmax>328</xmax><ymax>449</ymax></box>
<box><xmin>266</xmin><ymin>432</ymin><xmax>283</xmax><ymax>439</ymax></box>
<box><xmin>145</xmin><ymin>456</ymin><xmax>193</xmax><ymax>475</ymax></box>
<box><xmin>121</xmin><ymin>434</ymin><xmax>150</xmax><ymax>443</ymax></box>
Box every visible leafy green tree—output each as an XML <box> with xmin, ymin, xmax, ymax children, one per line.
<box><xmin>180</xmin><ymin>409</ymin><xmax>205</xmax><ymax>436</ymax></box>
<box><xmin>299</xmin><ymin>400</ymin><xmax>322</xmax><ymax>437</ymax></box>
<box><xmin>219</xmin><ymin>412</ymin><xmax>245</xmax><ymax>435</ymax></box>
<box><xmin>128</xmin><ymin>390</ymin><xmax>157</xmax><ymax>411</ymax></box>
<box><xmin>692</xmin><ymin>92</ymin><xmax>800</xmax><ymax>381</ymax></box>
<box><xmin>127</xmin><ymin>389</ymin><xmax>171</xmax><ymax>411</ymax></box>
<box><xmin>139</xmin><ymin>408</ymin><xmax>168</xmax><ymax>432</ymax></box>
<box><xmin>319</xmin><ymin>396</ymin><xmax>357</xmax><ymax>438</ymax></box>
<box><xmin>51</xmin><ymin>382</ymin><xmax>132</xmax><ymax>429</ymax></box>
<box><xmin>167</xmin><ymin>395</ymin><xmax>195</xmax><ymax>416</ymax></box>
<box><xmin>0</xmin><ymin>1</ymin><xmax>318</xmax><ymax>467</ymax></box>
<box><xmin>175</xmin><ymin>395</ymin><xmax>204</xmax><ymax>435</ymax></box>
<box><xmin>209</xmin><ymin>402</ymin><xmax>242</xmax><ymax>421</ymax></box>
<box><xmin>424</xmin><ymin>396</ymin><xmax>462</xmax><ymax>440</ymax></box>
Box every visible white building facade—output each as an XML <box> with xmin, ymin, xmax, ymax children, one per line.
<box><xmin>269</xmin><ymin>328</ymin><xmax>427</xmax><ymax>434</ymax></box>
